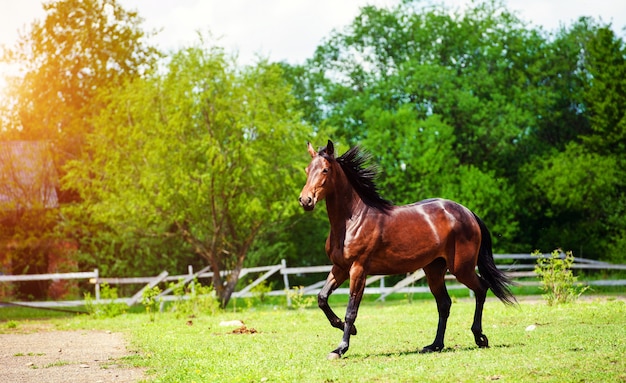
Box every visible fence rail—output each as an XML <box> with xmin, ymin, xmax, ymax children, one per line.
<box><xmin>1</xmin><ymin>254</ymin><xmax>624</xmax><ymax>309</ymax></box>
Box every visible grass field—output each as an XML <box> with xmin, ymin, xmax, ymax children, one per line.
<box><xmin>2</xmin><ymin>295</ymin><xmax>625</xmax><ymax>382</ymax></box>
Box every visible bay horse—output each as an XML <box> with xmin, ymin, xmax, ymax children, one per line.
<box><xmin>298</xmin><ymin>140</ymin><xmax>516</xmax><ymax>359</ymax></box>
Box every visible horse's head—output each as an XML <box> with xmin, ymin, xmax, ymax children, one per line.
<box><xmin>299</xmin><ymin>140</ymin><xmax>336</xmax><ymax>211</ymax></box>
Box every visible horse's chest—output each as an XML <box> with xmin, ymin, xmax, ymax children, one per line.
<box><xmin>327</xmin><ymin>219</ymin><xmax>380</xmax><ymax>264</ymax></box>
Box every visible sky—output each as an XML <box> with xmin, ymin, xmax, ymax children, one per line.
<box><xmin>0</xmin><ymin>0</ymin><xmax>625</xmax><ymax>76</ymax></box>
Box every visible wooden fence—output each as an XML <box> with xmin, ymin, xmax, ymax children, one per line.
<box><xmin>1</xmin><ymin>254</ymin><xmax>625</xmax><ymax>309</ymax></box>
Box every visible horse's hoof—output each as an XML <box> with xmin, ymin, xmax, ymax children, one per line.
<box><xmin>419</xmin><ymin>344</ymin><xmax>443</xmax><ymax>353</ymax></box>
<box><xmin>350</xmin><ymin>325</ymin><xmax>357</xmax><ymax>336</ymax></box>
<box><xmin>477</xmin><ymin>334</ymin><xmax>489</xmax><ymax>348</ymax></box>
<box><xmin>327</xmin><ymin>352</ymin><xmax>341</xmax><ymax>360</ymax></box>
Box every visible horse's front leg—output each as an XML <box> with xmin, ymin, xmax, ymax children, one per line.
<box><xmin>318</xmin><ymin>267</ymin><xmax>356</xmax><ymax>335</ymax></box>
<box><xmin>328</xmin><ymin>265</ymin><xmax>366</xmax><ymax>359</ymax></box>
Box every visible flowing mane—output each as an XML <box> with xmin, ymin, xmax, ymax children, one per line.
<box><xmin>323</xmin><ymin>145</ymin><xmax>393</xmax><ymax>212</ymax></box>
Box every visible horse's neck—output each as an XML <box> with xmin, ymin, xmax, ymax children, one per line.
<box><xmin>325</xmin><ymin>175</ymin><xmax>364</xmax><ymax>229</ymax></box>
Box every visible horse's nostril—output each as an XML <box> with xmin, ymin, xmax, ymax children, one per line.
<box><xmin>299</xmin><ymin>195</ymin><xmax>314</xmax><ymax>208</ymax></box>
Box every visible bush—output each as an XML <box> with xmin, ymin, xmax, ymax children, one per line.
<box><xmin>286</xmin><ymin>286</ymin><xmax>315</xmax><ymax>310</ymax></box>
<box><xmin>533</xmin><ymin>249</ymin><xmax>588</xmax><ymax>305</ymax></box>
<box><xmin>169</xmin><ymin>278</ymin><xmax>219</xmax><ymax>318</ymax></box>
<box><xmin>84</xmin><ymin>283</ymin><xmax>127</xmax><ymax>318</ymax></box>
<box><xmin>141</xmin><ymin>285</ymin><xmax>162</xmax><ymax>322</ymax></box>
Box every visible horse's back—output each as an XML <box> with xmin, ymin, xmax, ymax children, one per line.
<box><xmin>404</xmin><ymin>198</ymin><xmax>476</xmax><ymax>225</ymax></box>
<box><xmin>366</xmin><ymin>198</ymin><xmax>480</xmax><ymax>275</ymax></box>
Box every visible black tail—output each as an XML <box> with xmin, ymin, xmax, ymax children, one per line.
<box><xmin>473</xmin><ymin>213</ymin><xmax>517</xmax><ymax>305</ymax></box>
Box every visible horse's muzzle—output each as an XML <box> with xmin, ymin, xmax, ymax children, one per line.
<box><xmin>299</xmin><ymin>195</ymin><xmax>315</xmax><ymax>211</ymax></box>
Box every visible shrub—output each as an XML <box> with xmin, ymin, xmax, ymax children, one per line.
<box><xmin>533</xmin><ymin>249</ymin><xmax>589</xmax><ymax>305</ymax></box>
<box><xmin>251</xmin><ymin>279</ymin><xmax>273</xmax><ymax>304</ymax></box>
<box><xmin>141</xmin><ymin>285</ymin><xmax>162</xmax><ymax>322</ymax></box>
<box><xmin>169</xmin><ymin>278</ymin><xmax>219</xmax><ymax>318</ymax></box>
<box><xmin>286</xmin><ymin>286</ymin><xmax>315</xmax><ymax>310</ymax></box>
<box><xmin>84</xmin><ymin>283</ymin><xmax>127</xmax><ymax>318</ymax></box>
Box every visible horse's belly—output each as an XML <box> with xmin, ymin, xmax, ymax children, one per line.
<box><xmin>367</xmin><ymin>248</ymin><xmax>437</xmax><ymax>275</ymax></box>
<box><xmin>367</xmin><ymin>217</ymin><xmax>444</xmax><ymax>274</ymax></box>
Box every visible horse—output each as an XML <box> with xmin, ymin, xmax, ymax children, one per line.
<box><xmin>298</xmin><ymin>140</ymin><xmax>516</xmax><ymax>359</ymax></box>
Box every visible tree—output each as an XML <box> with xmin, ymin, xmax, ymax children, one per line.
<box><xmin>583</xmin><ymin>27</ymin><xmax>626</xmax><ymax>262</ymax></box>
<box><xmin>521</xmin><ymin>22</ymin><xmax>626</xmax><ymax>261</ymax></box>
<box><xmin>298</xmin><ymin>1</ymin><xmax>542</xmax><ymax>169</ymax></box>
<box><xmin>288</xmin><ymin>1</ymin><xmax>531</xmax><ymax>250</ymax></box>
<box><xmin>64</xmin><ymin>42</ymin><xmax>311</xmax><ymax>307</ymax></box>
<box><xmin>0</xmin><ymin>0</ymin><xmax>159</xmax><ymax>162</ymax></box>
<box><xmin>0</xmin><ymin>0</ymin><xmax>159</xmax><ymax>297</ymax></box>
<box><xmin>581</xmin><ymin>25</ymin><xmax>626</xmax><ymax>155</ymax></box>
<box><xmin>522</xmin><ymin>143</ymin><xmax>620</xmax><ymax>256</ymax></box>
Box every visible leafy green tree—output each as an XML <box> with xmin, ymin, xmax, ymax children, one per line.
<box><xmin>288</xmin><ymin>1</ymin><xmax>530</xmax><ymax>250</ymax></box>
<box><xmin>360</xmin><ymin>107</ymin><xmax>458</xmax><ymax>201</ymax></box>
<box><xmin>64</xmin><ymin>42</ymin><xmax>310</xmax><ymax>307</ymax></box>
<box><xmin>300</xmin><ymin>1</ymin><xmax>541</xmax><ymax>169</ymax></box>
<box><xmin>569</xmin><ymin>23</ymin><xmax>626</xmax><ymax>261</ymax></box>
<box><xmin>1</xmin><ymin>0</ymin><xmax>159</xmax><ymax>158</ymax></box>
<box><xmin>522</xmin><ymin>22</ymin><xmax>626</xmax><ymax>261</ymax></box>
<box><xmin>522</xmin><ymin>143</ymin><xmax>620</xmax><ymax>256</ymax></box>
<box><xmin>286</xmin><ymin>0</ymin><xmax>626</xmax><ymax>260</ymax></box>
<box><xmin>581</xmin><ymin>26</ymin><xmax>626</xmax><ymax>155</ymax></box>
<box><xmin>0</xmin><ymin>0</ymin><xmax>159</xmax><ymax>296</ymax></box>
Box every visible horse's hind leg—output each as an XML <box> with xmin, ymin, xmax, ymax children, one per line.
<box><xmin>456</xmin><ymin>270</ymin><xmax>489</xmax><ymax>348</ymax></box>
<box><xmin>421</xmin><ymin>258</ymin><xmax>451</xmax><ymax>353</ymax></box>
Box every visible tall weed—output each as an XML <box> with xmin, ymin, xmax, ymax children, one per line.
<box><xmin>169</xmin><ymin>278</ymin><xmax>219</xmax><ymax>318</ymax></box>
<box><xmin>141</xmin><ymin>285</ymin><xmax>162</xmax><ymax>322</ymax></box>
<box><xmin>534</xmin><ymin>249</ymin><xmax>588</xmax><ymax>305</ymax></box>
<box><xmin>84</xmin><ymin>283</ymin><xmax>127</xmax><ymax>318</ymax></box>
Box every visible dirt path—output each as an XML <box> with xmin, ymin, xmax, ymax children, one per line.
<box><xmin>0</xmin><ymin>326</ymin><xmax>145</xmax><ymax>383</ymax></box>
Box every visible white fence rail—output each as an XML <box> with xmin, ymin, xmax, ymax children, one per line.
<box><xmin>1</xmin><ymin>254</ymin><xmax>625</xmax><ymax>309</ymax></box>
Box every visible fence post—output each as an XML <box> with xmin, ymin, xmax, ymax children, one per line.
<box><xmin>94</xmin><ymin>268</ymin><xmax>100</xmax><ymax>301</ymax></box>
<box><xmin>188</xmin><ymin>265</ymin><xmax>195</xmax><ymax>295</ymax></box>
<box><xmin>281</xmin><ymin>259</ymin><xmax>292</xmax><ymax>308</ymax></box>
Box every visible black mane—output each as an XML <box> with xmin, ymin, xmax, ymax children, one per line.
<box><xmin>325</xmin><ymin>145</ymin><xmax>393</xmax><ymax>212</ymax></box>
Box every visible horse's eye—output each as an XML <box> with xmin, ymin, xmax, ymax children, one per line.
<box><xmin>322</xmin><ymin>168</ymin><xmax>329</xmax><ymax>174</ymax></box>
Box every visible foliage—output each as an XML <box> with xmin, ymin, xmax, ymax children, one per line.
<box><xmin>250</xmin><ymin>279</ymin><xmax>273</xmax><ymax>304</ymax></box>
<box><xmin>63</xmin><ymin>38</ymin><xmax>311</xmax><ymax>307</ymax></box>
<box><xmin>4</xmin><ymin>0</ymin><xmax>626</xmax><ymax>294</ymax></box>
<box><xmin>288</xmin><ymin>0</ymin><xmax>626</xmax><ymax>260</ymax></box>
<box><xmin>534</xmin><ymin>249</ymin><xmax>589</xmax><ymax>305</ymax></box>
<box><xmin>168</xmin><ymin>279</ymin><xmax>219</xmax><ymax>318</ymax></box>
<box><xmin>84</xmin><ymin>283</ymin><xmax>126</xmax><ymax>318</ymax></box>
<box><xmin>286</xmin><ymin>286</ymin><xmax>316</xmax><ymax>310</ymax></box>
<box><xmin>0</xmin><ymin>0</ymin><xmax>160</xmax><ymax>298</ymax></box>
<box><xmin>5</xmin><ymin>321</ymin><xmax>18</xmax><ymax>329</ymax></box>
<box><xmin>140</xmin><ymin>285</ymin><xmax>161</xmax><ymax>322</ymax></box>
<box><xmin>0</xmin><ymin>0</ymin><xmax>159</xmax><ymax>152</ymax></box>
<box><xmin>66</xmin><ymin>225</ymin><xmax>200</xmax><ymax>279</ymax></box>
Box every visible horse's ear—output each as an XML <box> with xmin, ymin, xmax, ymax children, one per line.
<box><xmin>307</xmin><ymin>142</ymin><xmax>317</xmax><ymax>158</ymax></box>
<box><xmin>326</xmin><ymin>140</ymin><xmax>335</xmax><ymax>157</ymax></box>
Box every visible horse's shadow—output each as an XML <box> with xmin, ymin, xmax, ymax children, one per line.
<box><xmin>348</xmin><ymin>342</ymin><xmax>524</xmax><ymax>360</ymax></box>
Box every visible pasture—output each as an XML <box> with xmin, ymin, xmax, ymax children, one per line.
<box><xmin>2</xmin><ymin>296</ymin><xmax>625</xmax><ymax>382</ymax></box>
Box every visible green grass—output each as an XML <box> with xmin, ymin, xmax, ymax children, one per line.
<box><xmin>0</xmin><ymin>305</ymin><xmax>87</xmax><ymax>321</ymax></box>
<box><xmin>2</xmin><ymin>296</ymin><xmax>626</xmax><ymax>382</ymax></box>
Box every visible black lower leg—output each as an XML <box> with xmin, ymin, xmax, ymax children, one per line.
<box><xmin>471</xmin><ymin>279</ymin><xmax>489</xmax><ymax>348</ymax></box>
<box><xmin>421</xmin><ymin>293</ymin><xmax>451</xmax><ymax>353</ymax></box>
<box><xmin>329</xmin><ymin>286</ymin><xmax>363</xmax><ymax>359</ymax></box>
<box><xmin>319</xmin><ymin>274</ymin><xmax>356</xmax><ymax>334</ymax></box>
